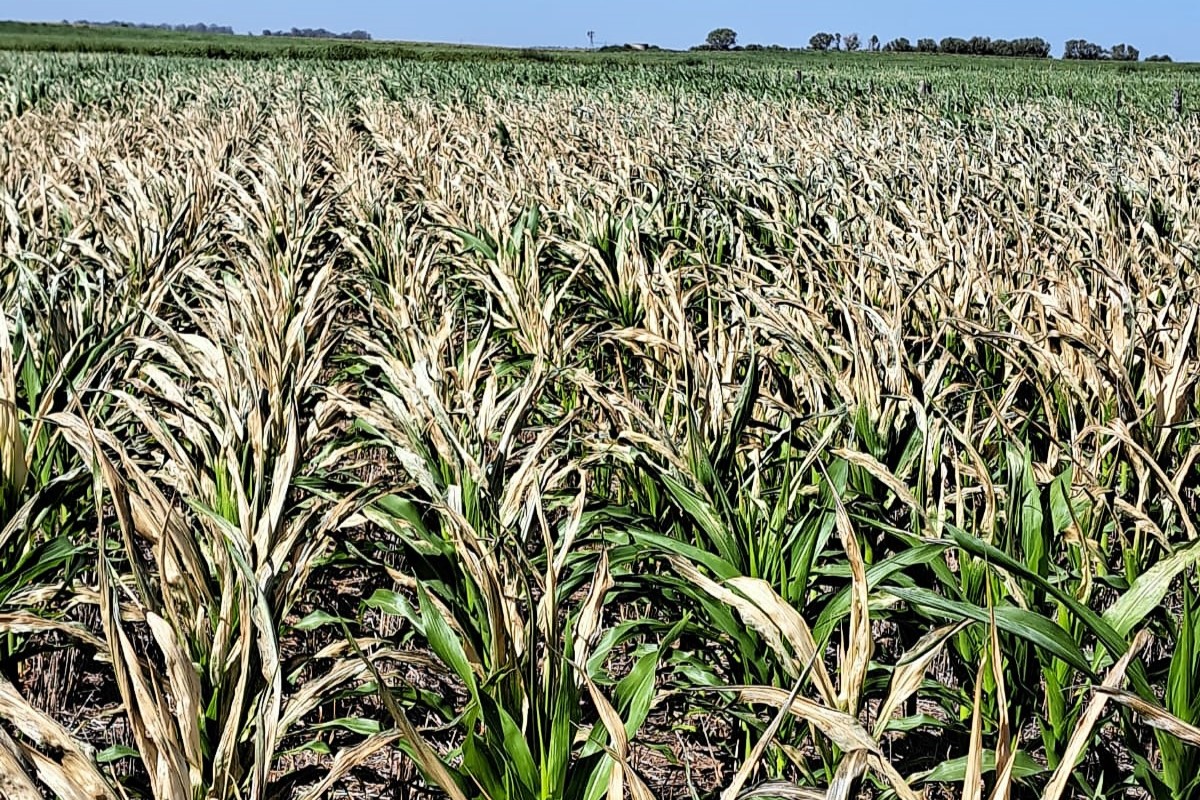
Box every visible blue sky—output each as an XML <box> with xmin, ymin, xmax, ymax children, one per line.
<box><xmin>20</xmin><ymin>1</ymin><xmax>1200</xmax><ymax>60</ymax></box>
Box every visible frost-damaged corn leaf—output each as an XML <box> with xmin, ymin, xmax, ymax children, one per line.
<box><xmin>731</xmin><ymin>684</ymin><xmax>921</xmax><ymax>800</ymax></box>
<box><xmin>100</xmin><ymin>564</ymin><xmax>191</xmax><ymax>800</ymax></box>
<box><xmin>989</xmin><ymin>601</ymin><xmax>1012</xmax><ymax>778</ymax></box>
<box><xmin>827</xmin><ymin>749</ymin><xmax>871</xmax><ymax>800</ymax></box>
<box><xmin>669</xmin><ymin>555</ymin><xmax>836</xmax><ymax>704</ymax></box>
<box><xmin>1095</xmin><ymin>687</ymin><xmax>1200</xmax><ymax>746</ymax></box>
<box><xmin>868</xmin><ymin>754</ymin><xmax>923</xmax><ymax>800</ymax></box>
<box><xmin>0</xmin><ymin>611</ymin><xmax>107</xmax><ymax>651</ymax></box>
<box><xmin>341</xmin><ymin>624</ymin><xmax>471</xmax><ymax>800</ymax></box>
<box><xmin>736</xmin><ymin>782</ymin><xmax>826</xmax><ymax>799</ymax></box>
<box><xmin>830</xmin><ymin>448</ymin><xmax>925</xmax><ymax>522</ymax></box>
<box><xmin>575</xmin><ymin>550</ymin><xmax>614</xmax><ymax>678</ymax></box>
<box><xmin>0</xmin><ymin>727</ymin><xmax>44</xmax><ymax>800</ymax></box>
<box><xmin>581</xmin><ymin>672</ymin><xmax>654</xmax><ymax>800</ymax></box>
<box><xmin>295</xmin><ymin>730</ymin><xmax>403</xmax><ymax>800</ymax></box>
<box><xmin>728</xmin><ymin>576</ymin><xmax>838</xmax><ymax>707</ymax></box>
<box><xmin>964</xmin><ymin>661</ymin><xmax>986</xmax><ymax>800</ymax></box>
<box><xmin>874</xmin><ymin>621</ymin><xmax>969</xmax><ymax>738</ymax></box>
<box><xmin>144</xmin><ymin>612</ymin><xmax>204</xmax><ymax>789</ymax></box>
<box><xmin>0</xmin><ymin>312</ymin><xmax>27</xmax><ymax>507</ymax></box>
<box><xmin>722</xmin><ymin>676</ymin><xmax>807</xmax><ymax>800</ymax></box>
<box><xmin>732</xmin><ymin>686</ymin><xmax>880</xmax><ymax>755</ymax></box>
<box><xmin>816</xmin><ymin>459</ymin><xmax>871</xmax><ymax>714</ymax></box>
<box><xmin>0</xmin><ymin>676</ymin><xmax>118</xmax><ymax>800</ymax></box>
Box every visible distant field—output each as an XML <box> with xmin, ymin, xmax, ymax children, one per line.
<box><xmin>3</xmin><ymin>37</ymin><xmax>1198</xmax><ymax>118</ymax></box>
<box><xmin>0</xmin><ymin>20</ymin><xmax>530</xmax><ymax>60</ymax></box>
<box><xmin>2</xmin><ymin>19</ymin><xmax>1198</xmax><ymax>71</ymax></box>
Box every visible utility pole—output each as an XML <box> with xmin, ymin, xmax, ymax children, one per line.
<box><xmin>587</xmin><ymin>30</ymin><xmax>595</xmax><ymax>49</ymax></box>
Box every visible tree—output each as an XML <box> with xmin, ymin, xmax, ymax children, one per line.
<box><xmin>883</xmin><ymin>37</ymin><xmax>913</xmax><ymax>52</ymax></box>
<box><xmin>968</xmin><ymin>35</ymin><xmax>992</xmax><ymax>55</ymax></box>
<box><xmin>917</xmin><ymin>38</ymin><xmax>938</xmax><ymax>52</ymax></box>
<box><xmin>261</xmin><ymin>26</ymin><xmax>373</xmax><ymax>40</ymax></box>
<box><xmin>939</xmin><ymin>36</ymin><xmax>969</xmax><ymax>54</ymax></box>
<box><xmin>78</xmin><ymin>18</ymin><xmax>235</xmax><ymax>35</ymax></box>
<box><xmin>869</xmin><ymin>34</ymin><xmax>880</xmax><ymax>52</ymax></box>
<box><xmin>1146</xmin><ymin>53</ymin><xmax>1172</xmax><ymax>62</ymax></box>
<box><xmin>1111</xmin><ymin>43</ymin><xmax>1140</xmax><ymax>61</ymax></box>
<box><xmin>809</xmin><ymin>32</ymin><xmax>835</xmax><ymax>51</ymax></box>
<box><xmin>987</xmin><ymin>37</ymin><xmax>1050</xmax><ymax>58</ymax></box>
<box><xmin>705</xmin><ymin>28</ymin><xmax>737</xmax><ymax>50</ymax></box>
<box><xmin>1015</xmin><ymin>37</ymin><xmax>1052</xmax><ymax>58</ymax></box>
<box><xmin>834</xmin><ymin>32</ymin><xmax>842</xmax><ymax>50</ymax></box>
<box><xmin>844</xmin><ymin>33</ymin><xmax>861</xmax><ymax>52</ymax></box>
<box><xmin>1064</xmin><ymin>39</ymin><xmax>1106</xmax><ymax>59</ymax></box>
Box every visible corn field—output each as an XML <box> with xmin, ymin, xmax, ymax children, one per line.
<box><xmin>1</xmin><ymin>52</ymin><xmax>1200</xmax><ymax>800</ymax></box>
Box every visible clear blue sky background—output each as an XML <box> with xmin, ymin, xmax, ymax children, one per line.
<box><xmin>19</xmin><ymin>1</ymin><xmax>1200</xmax><ymax>60</ymax></box>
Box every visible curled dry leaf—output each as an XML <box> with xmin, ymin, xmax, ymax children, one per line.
<box><xmin>733</xmin><ymin>686</ymin><xmax>880</xmax><ymax>755</ymax></box>
<box><xmin>874</xmin><ymin>621</ymin><xmax>969</xmax><ymax>738</ymax></box>
<box><xmin>0</xmin><ymin>676</ymin><xmax>118</xmax><ymax>800</ymax></box>
<box><xmin>0</xmin><ymin>727</ymin><xmax>44</xmax><ymax>800</ymax></box>
<box><xmin>575</xmin><ymin>549</ymin><xmax>614</xmax><ymax>675</ymax></box>
<box><xmin>722</xmin><ymin>676</ymin><xmax>807</xmax><ymax>800</ymax></box>
<box><xmin>737</xmin><ymin>781</ymin><xmax>827</xmax><ymax>800</ymax></box>
<box><xmin>1043</xmin><ymin>629</ymin><xmax>1152</xmax><ymax>800</ymax></box>
<box><xmin>1095</xmin><ymin>687</ymin><xmax>1200</xmax><ymax>746</ymax></box>
<box><xmin>582</xmin><ymin>672</ymin><xmax>655</xmax><ymax>800</ymax></box>
<box><xmin>668</xmin><ymin>557</ymin><xmax>837</xmax><ymax>705</ymax></box>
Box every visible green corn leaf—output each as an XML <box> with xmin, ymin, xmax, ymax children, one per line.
<box><xmin>365</xmin><ymin>588</ymin><xmax>422</xmax><ymax>630</ymax></box>
<box><xmin>886</xmin><ymin>586</ymin><xmax>1094</xmax><ymax>676</ymax></box>
<box><xmin>1011</xmin><ymin>446</ymin><xmax>1047</xmax><ymax>582</ymax></box>
<box><xmin>947</xmin><ymin>526</ymin><xmax>1126</xmax><ymax>658</ymax></box>
<box><xmin>1105</xmin><ymin>540</ymin><xmax>1200</xmax><ymax>638</ymax></box>
<box><xmin>617</xmin><ymin>650</ymin><xmax>659</xmax><ymax>739</ymax></box>
<box><xmin>96</xmin><ymin>745</ymin><xmax>140</xmax><ymax>764</ymax></box>
<box><xmin>292</xmin><ymin>610</ymin><xmax>351</xmax><ymax>631</ymax></box>
<box><xmin>278</xmin><ymin>739</ymin><xmax>332</xmax><ymax>758</ymax></box>
<box><xmin>712</xmin><ymin>350</ymin><xmax>759</xmax><ymax>474</ymax></box>
<box><xmin>452</xmin><ymin>227</ymin><xmax>498</xmax><ymax>261</ymax></box>
<box><xmin>418</xmin><ymin>584</ymin><xmax>477</xmax><ymax>695</ymax></box>
<box><xmin>813</xmin><ymin>542</ymin><xmax>948</xmax><ymax>644</ymax></box>
<box><xmin>916</xmin><ymin>750</ymin><xmax>1046</xmax><ymax>783</ymax></box>
<box><xmin>487</xmin><ymin>695</ymin><xmax>539</xmax><ymax>794</ymax></box>
<box><xmin>310</xmin><ymin>717</ymin><xmax>382</xmax><ymax>736</ymax></box>
<box><xmin>625</xmin><ymin>527</ymin><xmax>740</xmax><ymax>580</ymax></box>
<box><xmin>654</xmin><ymin>468</ymin><xmax>741</xmax><ymax>567</ymax></box>
<box><xmin>883</xmin><ymin>713</ymin><xmax>950</xmax><ymax>733</ymax></box>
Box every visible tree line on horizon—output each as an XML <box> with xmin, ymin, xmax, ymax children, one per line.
<box><xmin>260</xmin><ymin>28</ymin><xmax>372</xmax><ymax>40</ymax></box>
<box><xmin>696</xmin><ymin>28</ymin><xmax>1172</xmax><ymax>62</ymax></box>
<box><xmin>69</xmin><ymin>20</ymin><xmax>372</xmax><ymax>41</ymax></box>
<box><xmin>56</xmin><ymin>20</ymin><xmax>1176</xmax><ymax>62</ymax></box>
<box><xmin>69</xmin><ymin>20</ymin><xmax>237</xmax><ymax>35</ymax></box>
